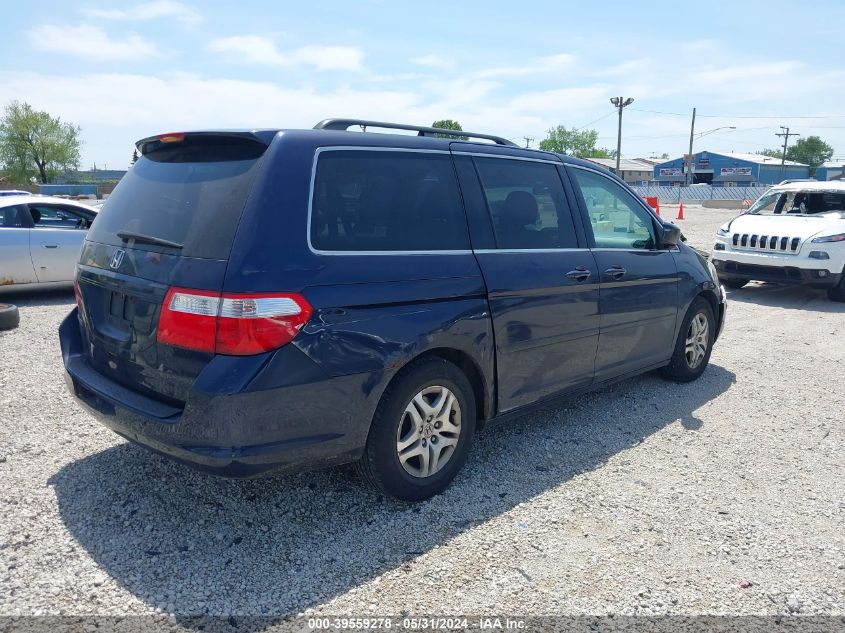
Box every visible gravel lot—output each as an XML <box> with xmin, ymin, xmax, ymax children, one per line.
<box><xmin>1</xmin><ymin>204</ymin><xmax>843</xmax><ymax>624</ymax></box>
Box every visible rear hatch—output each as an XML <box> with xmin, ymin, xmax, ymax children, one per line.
<box><xmin>76</xmin><ymin>132</ymin><xmax>271</xmax><ymax>404</ymax></box>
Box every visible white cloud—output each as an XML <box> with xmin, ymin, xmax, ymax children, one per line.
<box><xmin>207</xmin><ymin>35</ymin><xmax>287</xmax><ymax>66</ymax></box>
<box><xmin>475</xmin><ymin>53</ymin><xmax>575</xmax><ymax>79</ymax></box>
<box><xmin>410</xmin><ymin>55</ymin><xmax>456</xmax><ymax>71</ymax></box>
<box><xmin>83</xmin><ymin>1</ymin><xmax>201</xmax><ymax>25</ymax></box>
<box><xmin>207</xmin><ymin>35</ymin><xmax>365</xmax><ymax>72</ymax></box>
<box><xmin>295</xmin><ymin>45</ymin><xmax>364</xmax><ymax>72</ymax></box>
<box><xmin>27</xmin><ymin>24</ymin><xmax>158</xmax><ymax>61</ymax></box>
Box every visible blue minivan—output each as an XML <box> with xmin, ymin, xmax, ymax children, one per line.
<box><xmin>60</xmin><ymin>119</ymin><xmax>726</xmax><ymax>500</ymax></box>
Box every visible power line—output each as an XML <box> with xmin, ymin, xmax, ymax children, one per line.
<box><xmin>574</xmin><ymin>110</ymin><xmax>615</xmax><ymax>130</ymax></box>
<box><xmin>630</xmin><ymin>108</ymin><xmax>845</xmax><ymax>120</ymax></box>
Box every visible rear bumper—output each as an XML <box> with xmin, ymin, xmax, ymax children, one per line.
<box><xmin>713</xmin><ymin>258</ymin><xmax>842</xmax><ymax>289</ymax></box>
<box><xmin>60</xmin><ymin>309</ymin><xmax>374</xmax><ymax>477</ymax></box>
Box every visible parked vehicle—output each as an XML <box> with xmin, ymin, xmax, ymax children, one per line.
<box><xmin>0</xmin><ymin>190</ymin><xmax>33</xmax><ymax>197</ymax></box>
<box><xmin>60</xmin><ymin>120</ymin><xmax>726</xmax><ymax>500</ymax></box>
<box><xmin>712</xmin><ymin>180</ymin><xmax>845</xmax><ymax>301</ymax></box>
<box><xmin>0</xmin><ymin>196</ymin><xmax>98</xmax><ymax>290</ymax></box>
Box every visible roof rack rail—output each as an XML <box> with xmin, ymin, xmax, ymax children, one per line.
<box><xmin>777</xmin><ymin>179</ymin><xmax>815</xmax><ymax>185</ymax></box>
<box><xmin>313</xmin><ymin>118</ymin><xmax>517</xmax><ymax>147</ymax></box>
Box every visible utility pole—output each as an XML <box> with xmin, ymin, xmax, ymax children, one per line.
<box><xmin>775</xmin><ymin>127</ymin><xmax>800</xmax><ymax>179</ymax></box>
<box><xmin>610</xmin><ymin>97</ymin><xmax>634</xmax><ymax>174</ymax></box>
<box><xmin>523</xmin><ymin>136</ymin><xmax>534</xmax><ymax>149</ymax></box>
<box><xmin>685</xmin><ymin>107</ymin><xmax>696</xmax><ymax>187</ymax></box>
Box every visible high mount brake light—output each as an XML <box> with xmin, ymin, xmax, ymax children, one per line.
<box><xmin>157</xmin><ymin>288</ymin><xmax>313</xmax><ymax>355</ymax></box>
<box><xmin>158</xmin><ymin>132</ymin><xmax>186</xmax><ymax>143</ymax></box>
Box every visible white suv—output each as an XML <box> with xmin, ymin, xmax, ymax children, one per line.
<box><xmin>712</xmin><ymin>180</ymin><xmax>845</xmax><ymax>302</ymax></box>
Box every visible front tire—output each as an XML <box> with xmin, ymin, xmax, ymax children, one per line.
<box><xmin>827</xmin><ymin>272</ymin><xmax>845</xmax><ymax>302</ymax></box>
<box><xmin>356</xmin><ymin>358</ymin><xmax>477</xmax><ymax>501</ymax></box>
<box><xmin>660</xmin><ymin>297</ymin><xmax>715</xmax><ymax>383</ymax></box>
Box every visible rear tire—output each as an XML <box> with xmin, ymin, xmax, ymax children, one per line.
<box><xmin>720</xmin><ymin>278</ymin><xmax>748</xmax><ymax>290</ymax></box>
<box><xmin>660</xmin><ymin>297</ymin><xmax>715</xmax><ymax>383</ymax></box>
<box><xmin>0</xmin><ymin>304</ymin><xmax>20</xmax><ymax>331</ymax></box>
<box><xmin>356</xmin><ymin>357</ymin><xmax>476</xmax><ymax>501</ymax></box>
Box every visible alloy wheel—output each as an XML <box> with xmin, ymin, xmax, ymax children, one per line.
<box><xmin>685</xmin><ymin>313</ymin><xmax>710</xmax><ymax>369</ymax></box>
<box><xmin>396</xmin><ymin>385</ymin><xmax>462</xmax><ymax>478</ymax></box>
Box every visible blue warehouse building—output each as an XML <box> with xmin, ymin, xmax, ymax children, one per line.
<box><xmin>815</xmin><ymin>161</ymin><xmax>844</xmax><ymax>181</ymax></box>
<box><xmin>652</xmin><ymin>151</ymin><xmax>809</xmax><ymax>186</ymax></box>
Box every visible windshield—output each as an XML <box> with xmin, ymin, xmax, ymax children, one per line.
<box><xmin>748</xmin><ymin>190</ymin><xmax>845</xmax><ymax>219</ymax></box>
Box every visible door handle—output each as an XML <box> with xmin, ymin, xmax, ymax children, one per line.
<box><xmin>43</xmin><ymin>244</ymin><xmax>59</xmax><ymax>249</ymax></box>
<box><xmin>565</xmin><ymin>267</ymin><xmax>592</xmax><ymax>282</ymax></box>
<box><xmin>604</xmin><ymin>266</ymin><xmax>627</xmax><ymax>279</ymax></box>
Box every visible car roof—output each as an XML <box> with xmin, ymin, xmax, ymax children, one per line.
<box><xmin>768</xmin><ymin>180</ymin><xmax>845</xmax><ymax>193</ymax></box>
<box><xmin>140</xmin><ymin>126</ymin><xmax>575</xmax><ymax>162</ymax></box>
<box><xmin>0</xmin><ymin>195</ymin><xmax>98</xmax><ymax>210</ymax></box>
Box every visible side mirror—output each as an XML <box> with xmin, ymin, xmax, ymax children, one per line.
<box><xmin>660</xmin><ymin>223</ymin><xmax>682</xmax><ymax>247</ymax></box>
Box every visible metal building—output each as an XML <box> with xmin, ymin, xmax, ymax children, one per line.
<box><xmin>582</xmin><ymin>157</ymin><xmax>654</xmax><ymax>185</ymax></box>
<box><xmin>815</xmin><ymin>161</ymin><xmax>844</xmax><ymax>181</ymax></box>
<box><xmin>652</xmin><ymin>151</ymin><xmax>809</xmax><ymax>186</ymax></box>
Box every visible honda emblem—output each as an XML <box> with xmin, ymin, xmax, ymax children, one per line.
<box><xmin>110</xmin><ymin>249</ymin><xmax>125</xmax><ymax>269</ymax></box>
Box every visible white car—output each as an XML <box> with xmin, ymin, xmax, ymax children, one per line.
<box><xmin>0</xmin><ymin>195</ymin><xmax>98</xmax><ymax>291</ymax></box>
<box><xmin>712</xmin><ymin>180</ymin><xmax>845</xmax><ymax>302</ymax></box>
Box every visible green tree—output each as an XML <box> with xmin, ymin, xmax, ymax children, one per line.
<box><xmin>0</xmin><ymin>101</ymin><xmax>81</xmax><ymax>184</ymax></box>
<box><xmin>131</xmin><ymin>149</ymin><xmax>139</xmax><ymax>165</ymax></box>
<box><xmin>786</xmin><ymin>136</ymin><xmax>834</xmax><ymax>174</ymax></box>
<box><xmin>758</xmin><ymin>148</ymin><xmax>783</xmax><ymax>159</ymax></box>
<box><xmin>538</xmin><ymin>125</ymin><xmax>606</xmax><ymax>158</ymax></box>
<box><xmin>431</xmin><ymin>119</ymin><xmax>468</xmax><ymax>140</ymax></box>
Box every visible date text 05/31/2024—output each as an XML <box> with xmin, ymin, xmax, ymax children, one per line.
<box><xmin>307</xmin><ymin>617</ymin><xmax>526</xmax><ymax>630</ymax></box>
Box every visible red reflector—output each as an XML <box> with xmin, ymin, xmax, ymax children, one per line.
<box><xmin>73</xmin><ymin>277</ymin><xmax>87</xmax><ymax>321</ymax></box>
<box><xmin>158</xmin><ymin>132</ymin><xmax>185</xmax><ymax>143</ymax></box>
<box><xmin>156</xmin><ymin>288</ymin><xmax>312</xmax><ymax>356</ymax></box>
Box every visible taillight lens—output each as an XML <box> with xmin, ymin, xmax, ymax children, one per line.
<box><xmin>158</xmin><ymin>288</ymin><xmax>220</xmax><ymax>353</ymax></box>
<box><xmin>157</xmin><ymin>288</ymin><xmax>312</xmax><ymax>356</ymax></box>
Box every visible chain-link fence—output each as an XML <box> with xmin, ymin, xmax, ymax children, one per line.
<box><xmin>632</xmin><ymin>185</ymin><xmax>770</xmax><ymax>203</ymax></box>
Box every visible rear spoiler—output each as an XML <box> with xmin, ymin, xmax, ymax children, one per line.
<box><xmin>135</xmin><ymin>130</ymin><xmax>278</xmax><ymax>155</ymax></box>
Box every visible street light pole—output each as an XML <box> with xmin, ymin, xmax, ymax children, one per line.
<box><xmin>610</xmin><ymin>96</ymin><xmax>634</xmax><ymax>175</ymax></box>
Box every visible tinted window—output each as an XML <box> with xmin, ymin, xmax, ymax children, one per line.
<box><xmin>0</xmin><ymin>205</ymin><xmax>26</xmax><ymax>228</ymax></box>
<box><xmin>311</xmin><ymin>150</ymin><xmax>469</xmax><ymax>252</ymax></box>
<box><xmin>87</xmin><ymin>140</ymin><xmax>265</xmax><ymax>259</ymax></box>
<box><xmin>571</xmin><ymin>168</ymin><xmax>655</xmax><ymax>250</ymax></box>
<box><xmin>474</xmin><ymin>158</ymin><xmax>577</xmax><ymax>249</ymax></box>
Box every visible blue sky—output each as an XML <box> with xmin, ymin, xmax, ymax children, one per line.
<box><xmin>3</xmin><ymin>0</ymin><xmax>845</xmax><ymax>169</ymax></box>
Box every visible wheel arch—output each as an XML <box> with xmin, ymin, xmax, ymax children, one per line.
<box><xmin>383</xmin><ymin>347</ymin><xmax>493</xmax><ymax>426</ymax></box>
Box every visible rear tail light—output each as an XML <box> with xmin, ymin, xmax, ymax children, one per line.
<box><xmin>157</xmin><ymin>288</ymin><xmax>312</xmax><ymax>355</ymax></box>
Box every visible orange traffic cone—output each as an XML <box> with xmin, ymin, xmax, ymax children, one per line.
<box><xmin>676</xmin><ymin>201</ymin><xmax>685</xmax><ymax>220</ymax></box>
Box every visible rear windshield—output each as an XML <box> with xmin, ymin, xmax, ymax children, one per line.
<box><xmin>87</xmin><ymin>140</ymin><xmax>266</xmax><ymax>259</ymax></box>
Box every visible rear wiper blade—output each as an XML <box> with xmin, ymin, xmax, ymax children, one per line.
<box><xmin>116</xmin><ymin>231</ymin><xmax>183</xmax><ymax>249</ymax></box>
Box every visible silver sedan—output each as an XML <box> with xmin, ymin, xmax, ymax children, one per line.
<box><xmin>0</xmin><ymin>195</ymin><xmax>98</xmax><ymax>290</ymax></box>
